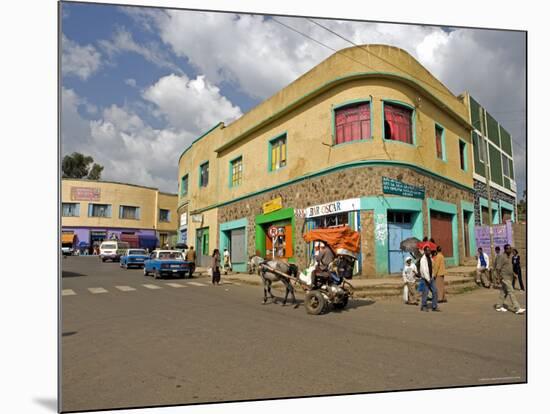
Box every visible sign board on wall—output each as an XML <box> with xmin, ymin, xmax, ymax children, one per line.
<box><xmin>180</xmin><ymin>213</ymin><xmax>188</xmax><ymax>227</ymax></box>
<box><xmin>70</xmin><ymin>187</ymin><xmax>101</xmax><ymax>201</ymax></box>
<box><xmin>475</xmin><ymin>221</ymin><xmax>513</xmax><ymax>253</ymax></box>
<box><xmin>191</xmin><ymin>214</ymin><xmax>203</xmax><ymax>223</ymax></box>
<box><xmin>263</xmin><ymin>197</ymin><xmax>283</xmax><ymax>214</ymax></box>
<box><xmin>296</xmin><ymin>198</ymin><xmax>360</xmax><ymax>219</ymax></box>
<box><xmin>382</xmin><ymin>177</ymin><xmax>425</xmax><ymax>199</ymax></box>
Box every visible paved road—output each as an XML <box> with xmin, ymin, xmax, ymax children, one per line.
<box><xmin>61</xmin><ymin>256</ymin><xmax>526</xmax><ymax>412</ymax></box>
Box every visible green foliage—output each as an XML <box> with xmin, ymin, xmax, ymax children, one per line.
<box><xmin>62</xmin><ymin>152</ymin><xmax>104</xmax><ymax>180</ymax></box>
<box><xmin>517</xmin><ymin>189</ymin><xmax>526</xmax><ymax>218</ymax></box>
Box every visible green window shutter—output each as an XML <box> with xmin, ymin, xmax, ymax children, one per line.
<box><xmin>499</xmin><ymin>126</ymin><xmax>513</xmax><ymax>156</ymax></box>
<box><xmin>470</xmin><ymin>97</ymin><xmax>482</xmax><ymax>131</ymax></box>
<box><xmin>486</xmin><ymin>113</ymin><xmax>500</xmax><ymax>146</ymax></box>
<box><xmin>489</xmin><ymin>145</ymin><xmax>503</xmax><ymax>186</ymax></box>
<box><xmin>509</xmin><ymin>158</ymin><xmax>514</xmax><ymax>179</ymax></box>
<box><xmin>472</xmin><ymin>132</ymin><xmax>485</xmax><ymax>177</ymax></box>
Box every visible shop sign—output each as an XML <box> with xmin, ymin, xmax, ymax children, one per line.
<box><xmin>475</xmin><ymin>221</ymin><xmax>513</xmax><ymax>253</ymax></box>
<box><xmin>191</xmin><ymin>214</ymin><xmax>203</xmax><ymax>223</ymax></box>
<box><xmin>297</xmin><ymin>198</ymin><xmax>360</xmax><ymax>219</ymax></box>
<box><xmin>382</xmin><ymin>177</ymin><xmax>425</xmax><ymax>199</ymax></box>
<box><xmin>263</xmin><ymin>197</ymin><xmax>283</xmax><ymax>214</ymax></box>
<box><xmin>70</xmin><ymin>186</ymin><xmax>101</xmax><ymax>201</ymax></box>
<box><xmin>268</xmin><ymin>226</ymin><xmax>278</xmax><ymax>238</ymax></box>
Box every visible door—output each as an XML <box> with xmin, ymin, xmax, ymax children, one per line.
<box><xmin>463</xmin><ymin>211</ymin><xmax>471</xmax><ymax>257</ymax></box>
<box><xmin>501</xmin><ymin>208</ymin><xmax>512</xmax><ymax>222</ymax></box>
<box><xmin>387</xmin><ymin>211</ymin><xmax>413</xmax><ymax>274</ymax></box>
<box><xmin>230</xmin><ymin>228</ymin><xmax>246</xmax><ymax>264</ymax></box>
<box><xmin>430</xmin><ymin>211</ymin><xmax>453</xmax><ymax>257</ymax></box>
<box><xmin>196</xmin><ymin>228</ymin><xmax>210</xmax><ymax>267</ymax></box>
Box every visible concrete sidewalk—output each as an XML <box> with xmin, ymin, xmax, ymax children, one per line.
<box><xmin>193</xmin><ymin>265</ymin><xmax>480</xmax><ymax>299</ymax></box>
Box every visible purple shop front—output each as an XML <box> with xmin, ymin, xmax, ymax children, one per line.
<box><xmin>474</xmin><ymin>221</ymin><xmax>514</xmax><ymax>253</ymax></box>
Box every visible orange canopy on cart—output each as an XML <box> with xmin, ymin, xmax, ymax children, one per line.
<box><xmin>303</xmin><ymin>226</ymin><xmax>361</xmax><ymax>254</ymax></box>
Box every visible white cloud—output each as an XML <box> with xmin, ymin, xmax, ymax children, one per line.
<box><xmin>125</xmin><ymin>78</ymin><xmax>137</xmax><ymax>87</ymax></box>
<box><xmin>61</xmin><ymin>34</ymin><xmax>102</xmax><ymax>80</ymax></box>
<box><xmin>98</xmin><ymin>27</ymin><xmax>182</xmax><ymax>74</ymax></box>
<box><xmin>143</xmin><ymin>74</ymin><xmax>242</xmax><ymax>134</ymax></box>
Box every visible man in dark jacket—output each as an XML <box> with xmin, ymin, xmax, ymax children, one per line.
<box><xmin>313</xmin><ymin>242</ymin><xmax>334</xmax><ymax>285</ymax></box>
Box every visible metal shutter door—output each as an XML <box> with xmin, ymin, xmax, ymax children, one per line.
<box><xmin>230</xmin><ymin>228</ymin><xmax>246</xmax><ymax>263</ymax></box>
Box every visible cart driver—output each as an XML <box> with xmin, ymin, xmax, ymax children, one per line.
<box><xmin>314</xmin><ymin>242</ymin><xmax>335</xmax><ymax>285</ymax></box>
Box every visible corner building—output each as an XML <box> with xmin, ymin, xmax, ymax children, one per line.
<box><xmin>178</xmin><ymin>45</ymin><xmax>481</xmax><ymax>276</ymax></box>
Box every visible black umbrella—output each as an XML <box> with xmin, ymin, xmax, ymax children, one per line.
<box><xmin>400</xmin><ymin>237</ymin><xmax>421</xmax><ymax>259</ymax></box>
<box><xmin>175</xmin><ymin>242</ymin><xmax>188</xmax><ymax>250</ymax></box>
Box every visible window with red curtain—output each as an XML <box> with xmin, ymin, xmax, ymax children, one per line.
<box><xmin>335</xmin><ymin>102</ymin><xmax>371</xmax><ymax>144</ymax></box>
<box><xmin>384</xmin><ymin>103</ymin><xmax>413</xmax><ymax>144</ymax></box>
<box><xmin>435</xmin><ymin>125</ymin><xmax>443</xmax><ymax>159</ymax></box>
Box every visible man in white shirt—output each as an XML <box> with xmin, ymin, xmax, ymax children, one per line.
<box><xmin>419</xmin><ymin>246</ymin><xmax>440</xmax><ymax>312</ymax></box>
<box><xmin>402</xmin><ymin>257</ymin><xmax>418</xmax><ymax>305</ymax></box>
<box><xmin>476</xmin><ymin>247</ymin><xmax>491</xmax><ymax>288</ymax></box>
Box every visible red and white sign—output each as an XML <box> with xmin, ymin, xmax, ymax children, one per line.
<box><xmin>70</xmin><ymin>187</ymin><xmax>101</xmax><ymax>201</ymax></box>
<box><xmin>268</xmin><ymin>226</ymin><xmax>278</xmax><ymax>238</ymax></box>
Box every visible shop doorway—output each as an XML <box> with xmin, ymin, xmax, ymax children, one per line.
<box><xmin>387</xmin><ymin>211</ymin><xmax>413</xmax><ymax>274</ymax></box>
<box><xmin>264</xmin><ymin>222</ymin><xmax>292</xmax><ymax>260</ymax></box>
<box><xmin>430</xmin><ymin>211</ymin><xmax>454</xmax><ymax>257</ymax></box>
<box><xmin>196</xmin><ymin>227</ymin><xmax>210</xmax><ymax>267</ymax></box>
<box><xmin>463</xmin><ymin>210</ymin><xmax>472</xmax><ymax>257</ymax></box>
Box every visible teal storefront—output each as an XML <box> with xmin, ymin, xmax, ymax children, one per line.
<box><xmin>219</xmin><ymin>218</ymin><xmax>248</xmax><ymax>273</ymax></box>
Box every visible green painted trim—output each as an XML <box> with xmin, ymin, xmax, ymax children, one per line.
<box><xmin>198</xmin><ymin>160</ymin><xmax>209</xmax><ymax>188</ymax></box>
<box><xmin>228</xmin><ymin>155</ymin><xmax>243</xmax><ymax>188</ymax></box>
<box><xmin>458</xmin><ymin>137</ymin><xmax>468</xmax><ymax>172</ymax></box>
<box><xmin>267</xmin><ymin>132</ymin><xmax>288</xmax><ymax>173</ymax></box>
<box><xmin>331</xmin><ymin>98</ymin><xmax>373</xmax><ymax>146</ymax></box>
<box><xmin>178</xmin><ymin>122</ymin><xmax>223</xmax><ymax>165</ymax></box>
<box><xmin>460</xmin><ymin>200</ymin><xmax>476</xmax><ymax>257</ymax></box>
<box><xmin>219</xmin><ymin>218</ymin><xmax>248</xmax><ymax>271</ymax></box>
<box><xmin>189</xmin><ymin>160</ymin><xmax>475</xmax><ymax>215</ymax></box>
<box><xmin>254</xmin><ymin>208</ymin><xmax>295</xmax><ymax>262</ymax></box>
<box><xmin>427</xmin><ymin>198</ymin><xmax>459</xmax><ymax>267</ymax></box>
<box><xmin>214</xmin><ymin>71</ymin><xmax>473</xmax><ymax>153</ymax></box>
<box><xmin>479</xmin><ymin>197</ymin><xmax>499</xmax><ymax>225</ymax></box>
<box><xmin>498</xmin><ymin>199</ymin><xmax>515</xmax><ymax>222</ymax></box>
<box><xmin>434</xmin><ymin>122</ymin><xmax>447</xmax><ymax>162</ymax></box>
<box><xmin>382</xmin><ymin>99</ymin><xmax>417</xmax><ymax>147</ymax></box>
<box><xmin>361</xmin><ymin>196</ymin><xmax>423</xmax><ymax>275</ymax></box>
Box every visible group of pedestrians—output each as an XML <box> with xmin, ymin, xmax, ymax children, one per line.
<box><xmin>402</xmin><ymin>240</ymin><xmax>446</xmax><ymax>312</ymax></box>
<box><xmin>476</xmin><ymin>244</ymin><xmax>525</xmax><ymax>314</ymax></box>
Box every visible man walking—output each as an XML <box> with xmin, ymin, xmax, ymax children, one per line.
<box><xmin>419</xmin><ymin>246</ymin><xmax>440</xmax><ymax>312</ymax></box>
<box><xmin>186</xmin><ymin>246</ymin><xmax>196</xmax><ymax>277</ymax></box>
<box><xmin>491</xmin><ymin>246</ymin><xmax>503</xmax><ymax>289</ymax></box>
<box><xmin>402</xmin><ymin>257</ymin><xmax>418</xmax><ymax>305</ymax></box>
<box><xmin>495</xmin><ymin>244</ymin><xmax>525</xmax><ymax>314</ymax></box>
<box><xmin>476</xmin><ymin>247</ymin><xmax>491</xmax><ymax>288</ymax></box>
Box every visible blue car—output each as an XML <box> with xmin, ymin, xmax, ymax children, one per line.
<box><xmin>143</xmin><ymin>250</ymin><xmax>192</xmax><ymax>279</ymax></box>
<box><xmin>120</xmin><ymin>248</ymin><xmax>149</xmax><ymax>269</ymax></box>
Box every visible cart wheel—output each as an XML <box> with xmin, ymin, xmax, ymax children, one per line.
<box><xmin>305</xmin><ymin>291</ymin><xmax>326</xmax><ymax>315</ymax></box>
<box><xmin>333</xmin><ymin>295</ymin><xmax>349</xmax><ymax>310</ymax></box>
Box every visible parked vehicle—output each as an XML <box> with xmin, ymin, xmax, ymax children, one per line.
<box><xmin>61</xmin><ymin>244</ymin><xmax>74</xmax><ymax>256</ymax></box>
<box><xmin>143</xmin><ymin>250</ymin><xmax>192</xmax><ymax>279</ymax></box>
<box><xmin>99</xmin><ymin>241</ymin><xmax>130</xmax><ymax>262</ymax></box>
<box><xmin>120</xmin><ymin>249</ymin><xmax>149</xmax><ymax>269</ymax></box>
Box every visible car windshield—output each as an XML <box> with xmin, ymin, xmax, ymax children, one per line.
<box><xmin>158</xmin><ymin>252</ymin><xmax>183</xmax><ymax>260</ymax></box>
<box><xmin>102</xmin><ymin>244</ymin><xmax>116</xmax><ymax>249</ymax></box>
<box><xmin>128</xmin><ymin>249</ymin><xmax>146</xmax><ymax>255</ymax></box>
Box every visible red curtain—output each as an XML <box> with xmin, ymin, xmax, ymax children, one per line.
<box><xmin>435</xmin><ymin>128</ymin><xmax>443</xmax><ymax>158</ymax></box>
<box><xmin>335</xmin><ymin>103</ymin><xmax>370</xmax><ymax>144</ymax></box>
<box><xmin>384</xmin><ymin>104</ymin><xmax>412</xmax><ymax>144</ymax></box>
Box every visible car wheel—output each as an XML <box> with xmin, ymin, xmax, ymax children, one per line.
<box><xmin>101</xmin><ymin>258</ymin><xmax>106</xmax><ymax>262</ymax></box>
<box><xmin>154</xmin><ymin>270</ymin><xmax>161</xmax><ymax>279</ymax></box>
<box><xmin>143</xmin><ymin>267</ymin><xmax>149</xmax><ymax>276</ymax></box>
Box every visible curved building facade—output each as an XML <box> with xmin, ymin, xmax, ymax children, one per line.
<box><xmin>177</xmin><ymin>44</ymin><xmax>479</xmax><ymax>275</ymax></box>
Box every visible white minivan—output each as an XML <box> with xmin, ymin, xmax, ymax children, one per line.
<box><xmin>99</xmin><ymin>241</ymin><xmax>130</xmax><ymax>262</ymax></box>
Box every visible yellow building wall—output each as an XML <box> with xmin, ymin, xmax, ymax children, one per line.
<box><xmin>157</xmin><ymin>192</ymin><xmax>178</xmax><ymax>232</ymax></box>
<box><xmin>62</xmin><ymin>179</ymin><xmax>177</xmax><ymax>233</ymax></box>
<box><xmin>186</xmin><ymin>207</ymin><xmax>218</xmax><ymax>255</ymax></box>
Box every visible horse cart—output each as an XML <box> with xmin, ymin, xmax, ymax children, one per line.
<box><xmin>259</xmin><ymin>226</ymin><xmax>359</xmax><ymax>315</ymax></box>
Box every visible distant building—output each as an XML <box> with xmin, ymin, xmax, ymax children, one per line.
<box><xmin>463</xmin><ymin>94</ymin><xmax>518</xmax><ymax>225</ymax></box>
<box><xmin>176</xmin><ymin>44</ymin><xmax>513</xmax><ymax>276</ymax></box>
<box><xmin>61</xmin><ymin>179</ymin><xmax>178</xmax><ymax>252</ymax></box>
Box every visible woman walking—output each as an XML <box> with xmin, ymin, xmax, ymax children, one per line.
<box><xmin>512</xmin><ymin>248</ymin><xmax>525</xmax><ymax>291</ymax></box>
<box><xmin>433</xmin><ymin>246</ymin><xmax>447</xmax><ymax>303</ymax></box>
<box><xmin>211</xmin><ymin>249</ymin><xmax>221</xmax><ymax>285</ymax></box>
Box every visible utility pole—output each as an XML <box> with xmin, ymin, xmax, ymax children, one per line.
<box><xmin>479</xmin><ymin>106</ymin><xmax>495</xmax><ymax>258</ymax></box>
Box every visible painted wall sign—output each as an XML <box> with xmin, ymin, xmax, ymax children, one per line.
<box><xmin>70</xmin><ymin>186</ymin><xmax>101</xmax><ymax>201</ymax></box>
<box><xmin>475</xmin><ymin>221</ymin><xmax>513</xmax><ymax>253</ymax></box>
<box><xmin>297</xmin><ymin>198</ymin><xmax>360</xmax><ymax>219</ymax></box>
<box><xmin>191</xmin><ymin>214</ymin><xmax>203</xmax><ymax>223</ymax></box>
<box><xmin>374</xmin><ymin>213</ymin><xmax>388</xmax><ymax>246</ymax></box>
<box><xmin>263</xmin><ymin>197</ymin><xmax>283</xmax><ymax>214</ymax></box>
<box><xmin>382</xmin><ymin>177</ymin><xmax>425</xmax><ymax>199</ymax></box>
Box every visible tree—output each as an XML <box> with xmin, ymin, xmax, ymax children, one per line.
<box><xmin>62</xmin><ymin>152</ymin><xmax>104</xmax><ymax>180</ymax></box>
<box><xmin>517</xmin><ymin>189</ymin><xmax>526</xmax><ymax>218</ymax></box>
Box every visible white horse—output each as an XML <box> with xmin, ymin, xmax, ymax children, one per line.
<box><xmin>260</xmin><ymin>259</ymin><xmax>299</xmax><ymax>307</ymax></box>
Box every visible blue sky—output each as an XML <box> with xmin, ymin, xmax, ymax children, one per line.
<box><xmin>61</xmin><ymin>2</ymin><xmax>526</xmax><ymax>196</ymax></box>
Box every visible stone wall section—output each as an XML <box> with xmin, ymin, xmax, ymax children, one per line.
<box><xmin>218</xmin><ymin>165</ymin><xmax>474</xmax><ymax>276</ymax></box>
<box><xmin>474</xmin><ymin>179</ymin><xmax>517</xmax><ymax>225</ymax></box>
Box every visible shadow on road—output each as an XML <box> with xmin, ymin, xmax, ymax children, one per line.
<box><xmin>62</xmin><ymin>331</ymin><xmax>78</xmax><ymax>337</ymax></box>
<box><xmin>33</xmin><ymin>397</ymin><xmax>57</xmax><ymax>412</ymax></box>
<box><xmin>62</xmin><ymin>270</ymin><xmax>86</xmax><ymax>278</ymax></box>
<box><xmin>335</xmin><ymin>298</ymin><xmax>376</xmax><ymax>312</ymax></box>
